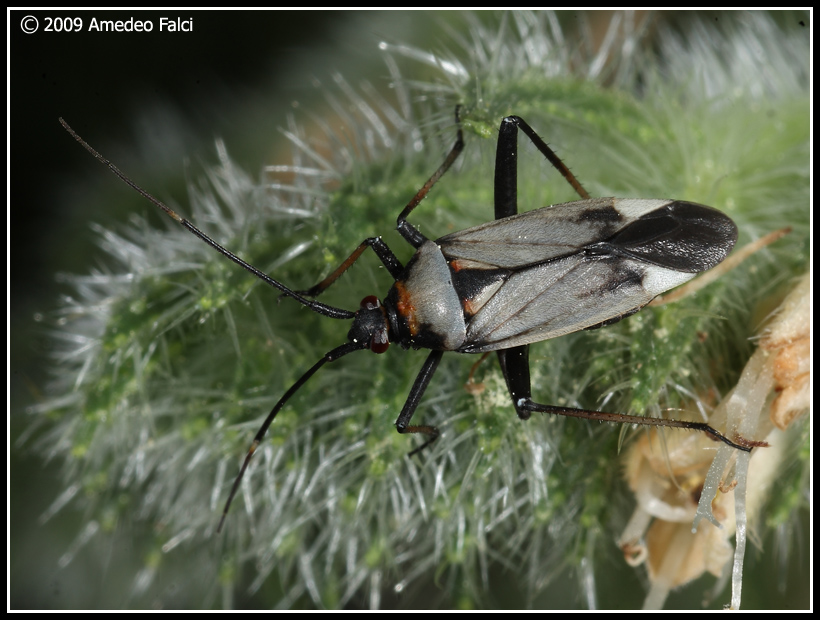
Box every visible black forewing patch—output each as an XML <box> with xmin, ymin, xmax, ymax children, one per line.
<box><xmin>597</xmin><ymin>201</ymin><xmax>738</xmax><ymax>272</ymax></box>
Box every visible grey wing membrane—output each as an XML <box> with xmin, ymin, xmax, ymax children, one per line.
<box><xmin>439</xmin><ymin>197</ymin><xmax>646</xmax><ymax>268</ymax></box>
<box><xmin>437</xmin><ymin>198</ymin><xmax>695</xmax><ymax>353</ymax></box>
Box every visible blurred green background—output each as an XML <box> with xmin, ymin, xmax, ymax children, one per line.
<box><xmin>11</xmin><ymin>10</ymin><xmax>809</xmax><ymax>609</ymax></box>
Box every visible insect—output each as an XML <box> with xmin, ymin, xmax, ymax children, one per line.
<box><xmin>60</xmin><ymin>111</ymin><xmax>764</xmax><ymax>533</ymax></box>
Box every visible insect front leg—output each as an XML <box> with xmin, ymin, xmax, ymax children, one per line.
<box><xmin>297</xmin><ymin>237</ymin><xmax>405</xmax><ymax>298</ymax></box>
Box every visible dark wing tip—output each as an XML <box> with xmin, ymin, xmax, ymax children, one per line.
<box><xmin>608</xmin><ymin>201</ymin><xmax>738</xmax><ymax>273</ymax></box>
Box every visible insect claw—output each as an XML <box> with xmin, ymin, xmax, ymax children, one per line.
<box><xmin>407</xmin><ymin>437</ymin><xmax>436</xmax><ymax>459</ymax></box>
<box><xmin>732</xmin><ymin>435</ymin><xmax>770</xmax><ymax>450</ymax></box>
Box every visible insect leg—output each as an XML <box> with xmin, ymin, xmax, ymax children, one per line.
<box><xmin>395</xmin><ymin>109</ymin><xmax>465</xmax><ymax>249</ymax></box>
<box><xmin>464</xmin><ymin>352</ymin><xmax>492</xmax><ymax>395</ymax></box>
<box><xmin>492</xmin><ymin>116</ymin><xmax>539</xmax><ymax>420</ymax></box>
<box><xmin>296</xmin><ymin>237</ymin><xmax>405</xmax><ymax>298</ymax></box>
<box><xmin>496</xmin><ymin>347</ymin><xmax>533</xmax><ymax>421</ymax></box>
<box><xmin>496</xmin><ymin>330</ymin><xmax>761</xmax><ymax>451</ymax></box>
<box><xmin>395</xmin><ymin>350</ymin><xmax>445</xmax><ymax>455</ymax></box>
<box><xmin>498</xmin><ymin>116</ymin><xmax>590</xmax><ymax>201</ymax></box>
<box><xmin>494</xmin><ymin>114</ymin><xmax>521</xmax><ymax>219</ymax></box>
<box><xmin>514</xmin><ymin>397</ymin><xmax>762</xmax><ymax>452</ymax></box>
<box><xmin>299</xmin><ymin>107</ymin><xmax>470</xmax><ymax>297</ymax></box>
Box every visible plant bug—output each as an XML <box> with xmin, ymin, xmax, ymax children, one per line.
<box><xmin>59</xmin><ymin>111</ymin><xmax>765</xmax><ymax>534</ymax></box>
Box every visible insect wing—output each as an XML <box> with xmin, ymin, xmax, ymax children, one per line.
<box><xmin>437</xmin><ymin>198</ymin><xmax>737</xmax><ymax>353</ymax></box>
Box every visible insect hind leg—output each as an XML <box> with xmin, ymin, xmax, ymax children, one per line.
<box><xmin>494</xmin><ymin>342</ymin><xmax>762</xmax><ymax>451</ymax></box>
<box><xmin>514</xmin><ymin>396</ymin><xmax>761</xmax><ymax>452</ymax></box>
<box><xmin>495</xmin><ymin>116</ymin><xmax>590</xmax><ymax>218</ymax></box>
<box><xmin>495</xmin><ymin>346</ymin><xmax>534</xmax><ymax>421</ymax></box>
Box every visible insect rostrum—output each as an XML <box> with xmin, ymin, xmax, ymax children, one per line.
<box><xmin>59</xmin><ymin>112</ymin><xmax>764</xmax><ymax>534</ymax></box>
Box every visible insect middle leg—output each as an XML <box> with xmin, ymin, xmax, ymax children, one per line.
<box><xmin>299</xmin><ymin>108</ymin><xmax>465</xmax><ymax>297</ymax></box>
<box><xmin>296</xmin><ymin>237</ymin><xmax>404</xmax><ymax>297</ymax></box>
<box><xmin>394</xmin><ymin>350</ymin><xmax>445</xmax><ymax>455</ymax></box>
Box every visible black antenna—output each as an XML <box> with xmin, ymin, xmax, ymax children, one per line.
<box><xmin>216</xmin><ymin>341</ymin><xmax>364</xmax><ymax>533</ymax></box>
<box><xmin>59</xmin><ymin>118</ymin><xmax>354</xmax><ymax>321</ymax></box>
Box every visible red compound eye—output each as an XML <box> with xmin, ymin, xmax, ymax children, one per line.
<box><xmin>360</xmin><ymin>295</ymin><xmax>380</xmax><ymax>310</ymax></box>
<box><xmin>370</xmin><ymin>330</ymin><xmax>389</xmax><ymax>354</ymax></box>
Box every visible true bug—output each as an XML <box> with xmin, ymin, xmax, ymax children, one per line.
<box><xmin>60</xmin><ymin>112</ymin><xmax>764</xmax><ymax>533</ymax></box>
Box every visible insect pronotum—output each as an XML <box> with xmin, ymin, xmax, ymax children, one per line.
<box><xmin>60</xmin><ymin>111</ymin><xmax>766</xmax><ymax>533</ymax></box>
